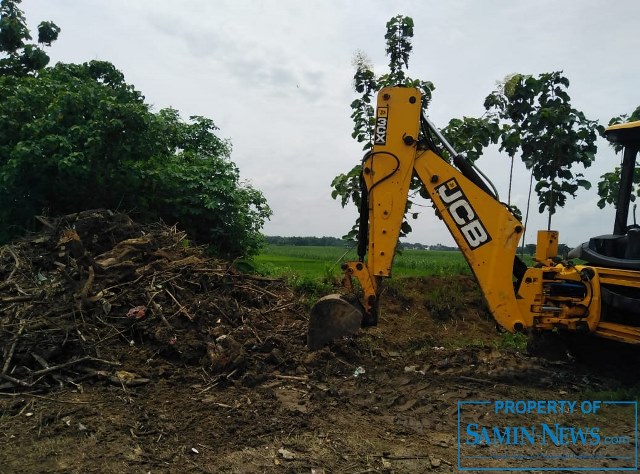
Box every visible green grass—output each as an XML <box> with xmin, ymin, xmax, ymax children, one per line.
<box><xmin>252</xmin><ymin>244</ymin><xmax>471</xmax><ymax>279</ymax></box>
<box><xmin>494</xmin><ymin>331</ymin><xmax>528</xmax><ymax>351</ymax></box>
<box><xmin>581</xmin><ymin>385</ymin><xmax>640</xmax><ymax>402</ymax></box>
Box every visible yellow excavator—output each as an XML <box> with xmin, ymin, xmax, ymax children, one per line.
<box><xmin>307</xmin><ymin>86</ymin><xmax>640</xmax><ymax>353</ymax></box>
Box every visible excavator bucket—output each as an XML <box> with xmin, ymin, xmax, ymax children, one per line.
<box><xmin>307</xmin><ymin>294</ymin><xmax>363</xmax><ymax>350</ymax></box>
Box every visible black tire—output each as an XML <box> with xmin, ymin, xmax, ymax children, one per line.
<box><xmin>564</xmin><ymin>332</ymin><xmax>640</xmax><ymax>368</ymax></box>
<box><xmin>526</xmin><ymin>330</ymin><xmax>568</xmax><ymax>361</ymax></box>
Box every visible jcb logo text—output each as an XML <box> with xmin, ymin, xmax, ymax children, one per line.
<box><xmin>436</xmin><ymin>179</ymin><xmax>491</xmax><ymax>249</ymax></box>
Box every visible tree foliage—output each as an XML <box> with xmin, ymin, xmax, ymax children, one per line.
<box><xmin>441</xmin><ymin>116</ymin><xmax>501</xmax><ymax>163</ymax></box>
<box><xmin>332</xmin><ymin>15</ymin><xmax>512</xmax><ymax>240</ymax></box>
<box><xmin>334</xmin><ymin>16</ymin><xmax>605</xmax><ymax>246</ymax></box>
<box><xmin>484</xmin><ymin>72</ymin><xmax>601</xmax><ymax>228</ymax></box>
<box><xmin>265</xmin><ymin>236</ymin><xmax>348</xmax><ymax>247</ymax></box>
<box><xmin>331</xmin><ymin>15</ymin><xmax>436</xmax><ymax>239</ymax></box>
<box><xmin>596</xmin><ymin>105</ymin><xmax>640</xmax><ymax>209</ymax></box>
<box><xmin>0</xmin><ymin>1</ymin><xmax>270</xmax><ymax>256</ymax></box>
<box><xmin>0</xmin><ymin>0</ymin><xmax>59</xmax><ymax>75</ymax></box>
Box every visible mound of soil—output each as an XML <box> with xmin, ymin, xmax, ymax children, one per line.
<box><xmin>1</xmin><ymin>212</ymin><xmax>637</xmax><ymax>473</ymax></box>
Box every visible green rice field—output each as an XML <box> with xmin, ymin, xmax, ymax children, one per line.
<box><xmin>252</xmin><ymin>244</ymin><xmax>472</xmax><ymax>278</ymax></box>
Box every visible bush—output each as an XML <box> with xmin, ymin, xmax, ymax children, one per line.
<box><xmin>0</xmin><ymin>62</ymin><xmax>270</xmax><ymax>256</ymax></box>
<box><xmin>0</xmin><ymin>2</ymin><xmax>270</xmax><ymax>257</ymax></box>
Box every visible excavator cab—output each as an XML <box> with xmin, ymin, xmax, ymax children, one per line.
<box><xmin>569</xmin><ymin>121</ymin><xmax>640</xmax><ymax>269</ymax></box>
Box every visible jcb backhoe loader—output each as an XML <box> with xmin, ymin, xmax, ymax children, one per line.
<box><xmin>307</xmin><ymin>86</ymin><xmax>640</xmax><ymax>353</ymax></box>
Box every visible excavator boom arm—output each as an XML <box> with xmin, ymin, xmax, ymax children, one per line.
<box><xmin>307</xmin><ymin>86</ymin><xmax>637</xmax><ymax>351</ymax></box>
<box><xmin>356</xmin><ymin>87</ymin><xmax>527</xmax><ymax>332</ymax></box>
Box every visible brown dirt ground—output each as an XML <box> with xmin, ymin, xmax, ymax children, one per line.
<box><xmin>1</xmin><ymin>215</ymin><xmax>639</xmax><ymax>473</ymax></box>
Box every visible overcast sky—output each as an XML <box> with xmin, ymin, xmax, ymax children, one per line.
<box><xmin>23</xmin><ymin>0</ymin><xmax>640</xmax><ymax>247</ymax></box>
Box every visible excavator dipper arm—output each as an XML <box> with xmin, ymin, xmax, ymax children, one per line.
<box><xmin>307</xmin><ymin>86</ymin><xmax>605</xmax><ymax>350</ymax></box>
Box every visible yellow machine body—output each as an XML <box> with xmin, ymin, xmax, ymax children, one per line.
<box><xmin>308</xmin><ymin>86</ymin><xmax>640</xmax><ymax>349</ymax></box>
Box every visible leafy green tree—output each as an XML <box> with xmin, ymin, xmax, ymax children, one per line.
<box><xmin>334</xmin><ymin>16</ymin><xmax>600</xmax><ymax>249</ymax></box>
<box><xmin>332</xmin><ymin>15</ymin><xmax>497</xmax><ymax>240</ymax></box>
<box><xmin>0</xmin><ymin>2</ymin><xmax>270</xmax><ymax>256</ymax></box>
<box><xmin>0</xmin><ymin>61</ymin><xmax>271</xmax><ymax>256</ymax></box>
<box><xmin>332</xmin><ymin>17</ymin><xmax>434</xmax><ymax>212</ymax></box>
<box><xmin>597</xmin><ymin>105</ymin><xmax>640</xmax><ymax>209</ymax></box>
<box><xmin>136</xmin><ymin>110</ymin><xmax>272</xmax><ymax>256</ymax></box>
<box><xmin>484</xmin><ymin>73</ymin><xmax>600</xmax><ymax>229</ymax></box>
<box><xmin>441</xmin><ymin>116</ymin><xmax>501</xmax><ymax>164</ymax></box>
<box><xmin>0</xmin><ymin>0</ymin><xmax>59</xmax><ymax>75</ymax></box>
<box><xmin>0</xmin><ymin>61</ymin><xmax>151</xmax><ymax>235</ymax></box>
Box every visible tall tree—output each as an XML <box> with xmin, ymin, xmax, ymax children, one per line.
<box><xmin>484</xmin><ymin>72</ymin><xmax>600</xmax><ymax>229</ymax></box>
<box><xmin>332</xmin><ymin>15</ymin><xmax>506</xmax><ymax>241</ymax></box>
<box><xmin>331</xmin><ymin>16</ymin><xmax>434</xmax><ymax>239</ymax></box>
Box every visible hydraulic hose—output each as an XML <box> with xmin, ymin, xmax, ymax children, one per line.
<box><xmin>357</xmin><ymin>171</ymin><xmax>369</xmax><ymax>261</ymax></box>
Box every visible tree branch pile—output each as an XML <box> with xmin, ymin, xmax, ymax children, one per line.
<box><xmin>0</xmin><ymin>210</ymin><xmax>307</xmax><ymax>392</ymax></box>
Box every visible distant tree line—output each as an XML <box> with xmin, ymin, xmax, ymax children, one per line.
<box><xmin>265</xmin><ymin>236</ymin><xmax>350</xmax><ymax>247</ymax></box>
<box><xmin>264</xmin><ymin>235</ymin><xmax>578</xmax><ymax>258</ymax></box>
<box><xmin>521</xmin><ymin>243</ymin><xmax>571</xmax><ymax>257</ymax></box>
<box><xmin>265</xmin><ymin>236</ymin><xmax>463</xmax><ymax>251</ymax></box>
<box><xmin>398</xmin><ymin>241</ymin><xmax>575</xmax><ymax>255</ymax></box>
<box><xmin>399</xmin><ymin>242</ymin><xmax>457</xmax><ymax>251</ymax></box>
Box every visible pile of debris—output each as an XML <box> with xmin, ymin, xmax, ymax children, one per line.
<box><xmin>0</xmin><ymin>210</ymin><xmax>307</xmax><ymax>392</ymax></box>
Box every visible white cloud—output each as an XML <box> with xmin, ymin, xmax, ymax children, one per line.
<box><xmin>22</xmin><ymin>0</ymin><xmax>640</xmax><ymax>246</ymax></box>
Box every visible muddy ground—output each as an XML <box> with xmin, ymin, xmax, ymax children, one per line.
<box><xmin>1</xmin><ymin>214</ymin><xmax>638</xmax><ymax>473</ymax></box>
